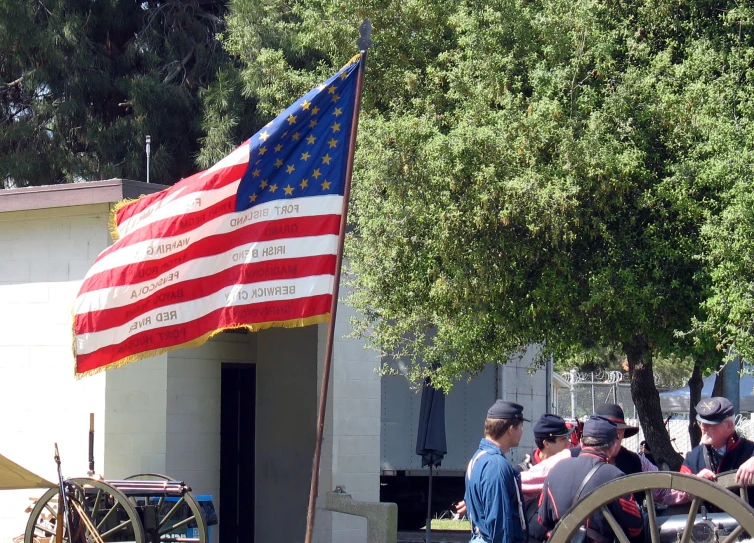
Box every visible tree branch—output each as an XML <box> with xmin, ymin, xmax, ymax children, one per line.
<box><xmin>163</xmin><ymin>45</ymin><xmax>195</xmax><ymax>85</ymax></box>
<box><xmin>0</xmin><ymin>72</ymin><xmax>32</xmax><ymax>91</ymax></box>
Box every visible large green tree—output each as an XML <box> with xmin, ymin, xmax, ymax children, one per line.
<box><xmin>701</xmin><ymin>149</ymin><xmax>754</xmax><ymax>369</ymax></box>
<box><xmin>207</xmin><ymin>0</ymin><xmax>754</xmax><ymax>469</ymax></box>
<box><xmin>0</xmin><ymin>0</ymin><xmax>230</xmax><ymax>186</ymax></box>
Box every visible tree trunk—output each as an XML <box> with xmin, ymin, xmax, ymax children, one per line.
<box><xmin>623</xmin><ymin>335</ymin><xmax>683</xmax><ymax>471</ymax></box>
<box><xmin>687</xmin><ymin>361</ymin><xmax>703</xmax><ymax>449</ymax></box>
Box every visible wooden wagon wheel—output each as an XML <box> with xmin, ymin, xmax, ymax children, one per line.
<box><xmin>24</xmin><ymin>478</ymin><xmax>146</xmax><ymax>543</ymax></box>
<box><xmin>547</xmin><ymin>471</ymin><xmax>754</xmax><ymax>543</ymax></box>
<box><xmin>715</xmin><ymin>470</ymin><xmax>750</xmax><ymax>504</ymax></box>
<box><xmin>121</xmin><ymin>473</ymin><xmax>208</xmax><ymax>543</ymax></box>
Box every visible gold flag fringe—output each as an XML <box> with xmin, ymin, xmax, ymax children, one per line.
<box><xmin>342</xmin><ymin>53</ymin><xmax>361</xmax><ymax>69</ymax></box>
<box><xmin>108</xmin><ymin>197</ymin><xmax>145</xmax><ymax>242</ymax></box>
<box><xmin>74</xmin><ymin>313</ymin><xmax>331</xmax><ymax>379</ymax></box>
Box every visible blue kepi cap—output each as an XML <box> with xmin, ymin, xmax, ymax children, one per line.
<box><xmin>696</xmin><ymin>397</ymin><xmax>734</xmax><ymax>425</ymax></box>
<box><xmin>534</xmin><ymin>414</ymin><xmax>575</xmax><ymax>439</ymax></box>
<box><xmin>487</xmin><ymin>400</ymin><xmax>530</xmax><ymax>422</ymax></box>
<box><xmin>582</xmin><ymin>415</ymin><xmax>618</xmax><ymax>443</ymax></box>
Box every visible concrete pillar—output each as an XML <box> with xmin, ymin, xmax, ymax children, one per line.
<box><xmin>326</xmin><ymin>489</ymin><xmax>397</xmax><ymax>543</ymax></box>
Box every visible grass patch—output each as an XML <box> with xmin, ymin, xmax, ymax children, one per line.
<box><xmin>424</xmin><ymin>519</ymin><xmax>471</xmax><ymax>531</ymax></box>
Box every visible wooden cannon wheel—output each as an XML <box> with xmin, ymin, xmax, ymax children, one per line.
<box><xmin>24</xmin><ymin>478</ymin><xmax>146</xmax><ymax>543</ymax></box>
<box><xmin>547</xmin><ymin>471</ymin><xmax>754</xmax><ymax>543</ymax></box>
<box><xmin>121</xmin><ymin>473</ymin><xmax>209</xmax><ymax>543</ymax></box>
<box><xmin>715</xmin><ymin>469</ymin><xmax>750</xmax><ymax>503</ymax></box>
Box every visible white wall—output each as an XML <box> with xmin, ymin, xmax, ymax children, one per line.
<box><xmin>0</xmin><ymin>204</ymin><xmax>243</xmax><ymax>543</ymax></box>
<box><xmin>166</xmin><ymin>332</ymin><xmax>255</xmax><ymax>543</ymax></box>
<box><xmin>0</xmin><ymin>205</ymin><xmax>110</xmax><ymax>542</ymax></box>
<box><xmin>103</xmin><ymin>354</ymin><xmax>169</xmax><ymax>477</ymax></box>
<box><xmin>0</xmin><ymin>202</ymin><xmax>382</xmax><ymax>543</ymax></box>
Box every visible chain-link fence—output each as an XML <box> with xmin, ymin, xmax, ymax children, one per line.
<box><xmin>552</xmin><ymin>369</ymin><xmax>754</xmax><ymax>456</ymax></box>
<box><xmin>553</xmin><ymin>370</ymin><xmax>637</xmax><ymax>420</ymax></box>
<box><xmin>622</xmin><ymin>415</ymin><xmax>754</xmax><ymax>457</ymax></box>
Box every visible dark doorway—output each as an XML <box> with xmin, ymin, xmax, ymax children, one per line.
<box><xmin>220</xmin><ymin>364</ymin><xmax>256</xmax><ymax>543</ymax></box>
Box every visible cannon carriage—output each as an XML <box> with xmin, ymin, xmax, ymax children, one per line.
<box><xmin>23</xmin><ymin>473</ymin><xmax>215</xmax><ymax>543</ymax></box>
<box><xmin>548</xmin><ymin>470</ymin><xmax>754</xmax><ymax>543</ymax></box>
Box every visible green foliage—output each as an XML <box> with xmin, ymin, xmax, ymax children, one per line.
<box><xmin>700</xmin><ymin>150</ymin><xmax>754</xmax><ymax>363</ymax></box>
<box><xmin>553</xmin><ymin>344</ymin><xmax>625</xmax><ymax>375</ymax></box>
<box><xmin>210</xmin><ymin>0</ymin><xmax>754</xmax><ymax>395</ymax></box>
<box><xmin>554</xmin><ymin>344</ymin><xmax>695</xmax><ymax>390</ymax></box>
<box><xmin>0</xmin><ymin>0</ymin><xmax>230</xmax><ymax>186</ymax></box>
<box><xmin>652</xmin><ymin>354</ymin><xmax>696</xmax><ymax>390</ymax></box>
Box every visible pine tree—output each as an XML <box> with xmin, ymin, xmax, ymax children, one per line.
<box><xmin>0</xmin><ymin>0</ymin><xmax>229</xmax><ymax>186</ymax></box>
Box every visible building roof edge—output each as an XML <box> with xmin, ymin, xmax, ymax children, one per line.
<box><xmin>0</xmin><ymin>179</ymin><xmax>169</xmax><ymax>213</ymax></box>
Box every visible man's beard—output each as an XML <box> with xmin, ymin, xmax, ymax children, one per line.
<box><xmin>700</xmin><ymin>432</ymin><xmax>725</xmax><ymax>449</ymax></box>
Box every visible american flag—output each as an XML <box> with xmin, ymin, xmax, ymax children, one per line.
<box><xmin>73</xmin><ymin>55</ymin><xmax>362</xmax><ymax>376</ymax></box>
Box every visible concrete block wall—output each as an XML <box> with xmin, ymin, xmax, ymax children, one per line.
<box><xmin>256</xmin><ymin>326</ymin><xmax>318</xmax><ymax>543</ymax></box>
<box><xmin>165</xmin><ymin>332</ymin><xmax>255</xmax><ymax>543</ymax></box>
<box><xmin>381</xmin><ymin>363</ymin><xmax>499</xmax><ymax>474</ymax></box>
<box><xmin>104</xmin><ymin>355</ymin><xmax>168</xmax><ymax>478</ymax></box>
<box><xmin>0</xmin><ymin>198</ymin><xmax>383</xmax><ymax>543</ymax></box>
<box><xmin>313</xmin><ymin>287</ymin><xmax>382</xmax><ymax>543</ymax></box>
<box><xmin>313</xmin><ymin>320</ymin><xmax>335</xmax><ymax>543</ymax></box>
<box><xmin>0</xmin><ymin>205</ymin><xmax>111</xmax><ymax>543</ymax></box>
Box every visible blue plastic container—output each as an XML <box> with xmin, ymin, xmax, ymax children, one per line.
<box><xmin>159</xmin><ymin>494</ymin><xmax>217</xmax><ymax>541</ymax></box>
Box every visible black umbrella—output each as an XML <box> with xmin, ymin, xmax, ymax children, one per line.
<box><xmin>416</xmin><ymin>377</ymin><xmax>447</xmax><ymax>543</ymax></box>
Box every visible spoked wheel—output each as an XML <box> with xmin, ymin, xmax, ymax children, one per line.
<box><xmin>24</xmin><ymin>478</ymin><xmax>146</xmax><ymax>543</ymax></box>
<box><xmin>119</xmin><ymin>473</ymin><xmax>208</xmax><ymax>543</ymax></box>
<box><xmin>548</xmin><ymin>472</ymin><xmax>754</xmax><ymax>543</ymax></box>
<box><xmin>716</xmin><ymin>470</ymin><xmax>750</xmax><ymax>505</ymax></box>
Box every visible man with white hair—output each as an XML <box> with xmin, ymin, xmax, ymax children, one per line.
<box><xmin>682</xmin><ymin>397</ymin><xmax>754</xmax><ymax>479</ymax></box>
<box><xmin>667</xmin><ymin>396</ymin><xmax>754</xmax><ymax>504</ymax></box>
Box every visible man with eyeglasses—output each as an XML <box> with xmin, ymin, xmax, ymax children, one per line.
<box><xmin>528</xmin><ymin>414</ymin><xmax>575</xmax><ymax>466</ymax></box>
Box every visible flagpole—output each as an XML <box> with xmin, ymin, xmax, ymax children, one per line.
<box><xmin>304</xmin><ymin>19</ymin><xmax>372</xmax><ymax>543</ymax></box>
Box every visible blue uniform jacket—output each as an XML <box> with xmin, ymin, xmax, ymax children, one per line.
<box><xmin>681</xmin><ymin>432</ymin><xmax>754</xmax><ymax>504</ymax></box>
<box><xmin>537</xmin><ymin>448</ymin><xmax>644</xmax><ymax>543</ymax></box>
<box><xmin>464</xmin><ymin>438</ymin><xmax>526</xmax><ymax>543</ymax></box>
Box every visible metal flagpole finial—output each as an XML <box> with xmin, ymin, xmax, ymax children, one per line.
<box><xmin>357</xmin><ymin>19</ymin><xmax>373</xmax><ymax>51</ymax></box>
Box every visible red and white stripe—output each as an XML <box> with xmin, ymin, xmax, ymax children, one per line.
<box><xmin>73</xmin><ymin>142</ymin><xmax>342</xmax><ymax>375</ymax></box>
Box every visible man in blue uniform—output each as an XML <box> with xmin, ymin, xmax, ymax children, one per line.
<box><xmin>594</xmin><ymin>404</ymin><xmax>643</xmax><ymax>474</ymax></box>
<box><xmin>529</xmin><ymin>414</ymin><xmax>574</xmax><ymax>467</ymax></box>
<box><xmin>665</xmin><ymin>397</ymin><xmax>754</xmax><ymax>505</ymax></box>
<box><xmin>464</xmin><ymin>400</ymin><xmax>528</xmax><ymax>543</ymax></box>
<box><xmin>683</xmin><ymin>397</ymin><xmax>754</xmax><ymax>480</ymax></box>
<box><xmin>536</xmin><ymin>415</ymin><xmax>644</xmax><ymax>543</ymax></box>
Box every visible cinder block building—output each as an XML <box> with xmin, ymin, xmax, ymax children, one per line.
<box><xmin>0</xmin><ymin>180</ymin><xmax>550</xmax><ymax>543</ymax></box>
<box><xmin>0</xmin><ymin>180</ymin><xmax>382</xmax><ymax>543</ymax></box>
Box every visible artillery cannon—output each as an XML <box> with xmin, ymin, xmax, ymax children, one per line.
<box><xmin>24</xmin><ymin>473</ymin><xmax>214</xmax><ymax>543</ymax></box>
<box><xmin>548</xmin><ymin>470</ymin><xmax>754</xmax><ymax>543</ymax></box>
<box><xmin>23</xmin><ymin>416</ymin><xmax>216</xmax><ymax>543</ymax></box>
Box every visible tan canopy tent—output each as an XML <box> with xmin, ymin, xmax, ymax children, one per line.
<box><xmin>0</xmin><ymin>453</ymin><xmax>54</xmax><ymax>490</ymax></box>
